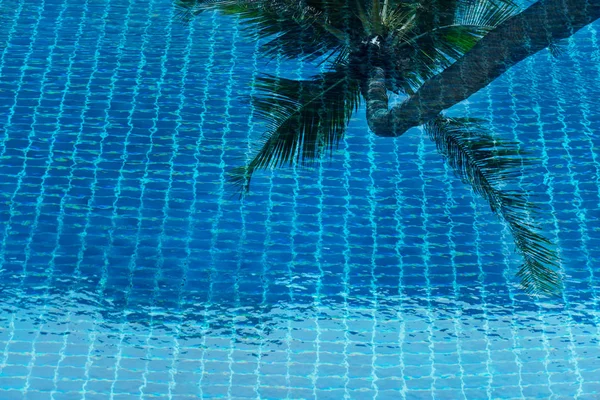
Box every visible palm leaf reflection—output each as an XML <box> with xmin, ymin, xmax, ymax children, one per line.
<box><xmin>425</xmin><ymin>117</ymin><xmax>561</xmax><ymax>295</ymax></box>
<box><xmin>229</xmin><ymin>65</ymin><xmax>361</xmax><ymax>189</ymax></box>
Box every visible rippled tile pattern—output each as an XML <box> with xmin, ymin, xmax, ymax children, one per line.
<box><xmin>0</xmin><ymin>0</ymin><xmax>599</xmax><ymax>398</ymax></box>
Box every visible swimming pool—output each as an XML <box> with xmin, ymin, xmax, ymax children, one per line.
<box><xmin>0</xmin><ymin>0</ymin><xmax>599</xmax><ymax>398</ymax></box>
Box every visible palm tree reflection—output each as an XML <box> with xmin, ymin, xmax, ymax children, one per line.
<box><xmin>172</xmin><ymin>0</ymin><xmax>600</xmax><ymax>295</ymax></box>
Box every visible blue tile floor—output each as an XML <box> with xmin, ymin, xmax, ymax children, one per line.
<box><xmin>0</xmin><ymin>0</ymin><xmax>599</xmax><ymax>398</ymax></box>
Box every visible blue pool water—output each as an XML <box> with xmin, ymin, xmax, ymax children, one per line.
<box><xmin>0</xmin><ymin>0</ymin><xmax>599</xmax><ymax>398</ymax></box>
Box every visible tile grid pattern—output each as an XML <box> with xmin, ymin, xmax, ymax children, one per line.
<box><xmin>0</xmin><ymin>0</ymin><xmax>599</xmax><ymax>399</ymax></box>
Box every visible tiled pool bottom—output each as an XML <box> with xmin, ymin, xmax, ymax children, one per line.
<box><xmin>1</xmin><ymin>294</ymin><xmax>599</xmax><ymax>399</ymax></box>
<box><xmin>1</xmin><ymin>0</ymin><xmax>600</xmax><ymax>398</ymax></box>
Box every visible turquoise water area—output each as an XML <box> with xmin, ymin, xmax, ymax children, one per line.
<box><xmin>0</xmin><ymin>0</ymin><xmax>599</xmax><ymax>398</ymax></box>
